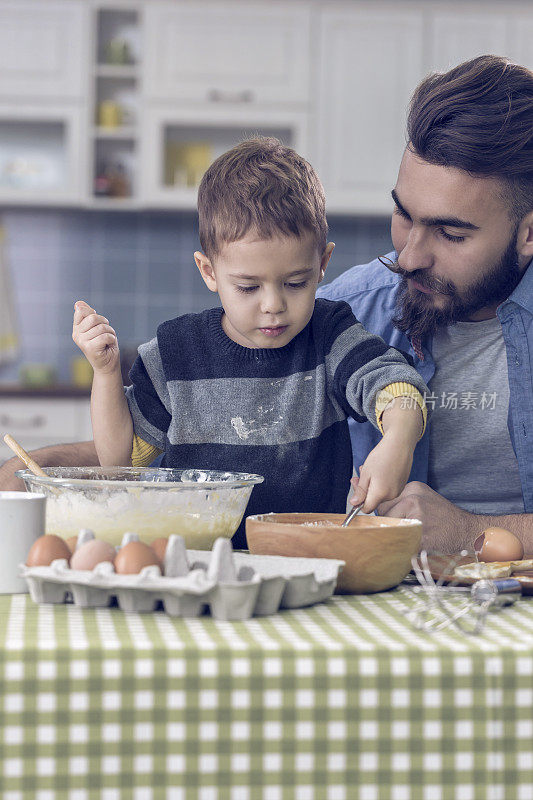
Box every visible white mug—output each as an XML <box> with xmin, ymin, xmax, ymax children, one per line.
<box><xmin>0</xmin><ymin>491</ymin><xmax>46</xmax><ymax>593</ymax></box>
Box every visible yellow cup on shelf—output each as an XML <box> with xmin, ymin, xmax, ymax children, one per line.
<box><xmin>98</xmin><ymin>101</ymin><xmax>122</xmax><ymax>129</ymax></box>
<box><xmin>165</xmin><ymin>142</ymin><xmax>212</xmax><ymax>187</ymax></box>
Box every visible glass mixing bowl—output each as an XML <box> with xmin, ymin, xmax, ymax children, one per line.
<box><xmin>16</xmin><ymin>467</ymin><xmax>264</xmax><ymax>548</ymax></box>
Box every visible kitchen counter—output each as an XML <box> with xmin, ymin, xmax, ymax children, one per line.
<box><xmin>0</xmin><ymin>384</ymin><xmax>90</xmax><ymax>399</ymax></box>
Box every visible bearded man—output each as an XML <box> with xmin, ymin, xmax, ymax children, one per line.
<box><xmin>317</xmin><ymin>54</ymin><xmax>533</xmax><ymax>551</ymax></box>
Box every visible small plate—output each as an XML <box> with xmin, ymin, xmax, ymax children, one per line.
<box><xmin>419</xmin><ymin>553</ymin><xmax>533</xmax><ymax>595</ymax></box>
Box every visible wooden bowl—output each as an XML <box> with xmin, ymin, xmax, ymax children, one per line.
<box><xmin>246</xmin><ymin>512</ymin><xmax>422</xmax><ymax>593</ymax></box>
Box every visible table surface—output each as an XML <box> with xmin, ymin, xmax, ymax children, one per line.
<box><xmin>1</xmin><ymin>587</ymin><xmax>532</xmax><ymax>800</ymax></box>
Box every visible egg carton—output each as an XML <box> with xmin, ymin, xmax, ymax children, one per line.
<box><xmin>20</xmin><ymin>530</ymin><xmax>344</xmax><ymax>620</ymax></box>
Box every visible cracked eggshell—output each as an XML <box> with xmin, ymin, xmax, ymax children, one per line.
<box><xmin>70</xmin><ymin>539</ymin><xmax>116</xmax><ymax>571</ymax></box>
<box><xmin>474</xmin><ymin>527</ymin><xmax>524</xmax><ymax>562</ymax></box>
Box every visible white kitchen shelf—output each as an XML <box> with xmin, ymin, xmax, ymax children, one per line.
<box><xmin>93</xmin><ymin>126</ymin><xmax>138</xmax><ymax>140</ymax></box>
<box><xmin>94</xmin><ymin>64</ymin><xmax>139</xmax><ymax>79</ymax></box>
<box><xmin>0</xmin><ymin>107</ymin><xmax>84</xmax><ymax>203</ymax></box>
<box><xmin>90</xmin><ymin>4</ymin><xmax>140</xmax><ymax>202</ymax></box>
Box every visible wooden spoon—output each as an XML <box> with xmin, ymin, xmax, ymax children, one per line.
<box><xmin>3</xmin><ymin>433</ymin><xmax>49</xmax><ymax>477</ymax></box>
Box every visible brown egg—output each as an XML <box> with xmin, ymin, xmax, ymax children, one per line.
<box><xmin>66</xmin><ymin>536</ymin><xmax>78</xmax><ymax>554</ymax></box>
<box><xmin>474</xmin><ymin>527</ymin><xmax>524</xmax><ymax>563</ymax></box>
<box><xmin>150</xmin><ymin>537</ymin><xmax>169</xmax><ymax>564</ymax></box>
<box><xmin>70</xmin><ymin>539</ymin><xmax>116</xmax><ymax>571</ymax></box>
<box><xmin>114</xmin><ymin>541</ymin><xmax>162</xmax><ymax>574</ymax></box>
<box><xmin>26</xmin><ymin>534</ymin><xmax>72</xmax><ymax>567</ymax></box>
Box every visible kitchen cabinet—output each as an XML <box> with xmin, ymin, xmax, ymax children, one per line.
<box><xmin>0</xmin><ymin>395</ymin><xmax>92</xmax><ymax>464</ymax></box>
<box><xmin>144</xmin><ymin>1</ymin><xmax>311</xmax><ymax>106</ymax></box>
<box><xmin>0</xmin><ymin>0</ymin><xmax>87</xmax><ymax>100</ymax></box>
<box><xmin>0</xmin><ymin>0</ymin><xmax>530</xmax><ymax>214</ymax></box>
<box><xmin>0</xmin><ymin>103</ymin><xmax>85</xmax><ymax>203</ymax></box>
<box><xmin>89</xmin><ymin>5</ymin><xmax>141</xmax><ymax>204</ymax></box>
<box><xmin>426</xmin><ymin>3</ymin><xmax>530</xmax><ymax>71</ymax></box>
<box><xmin>428</xmin><ymin>13</ymin><xmax>506</xmax><ymax>71</ymax></box>
<box><xmin>140</xmin><ymin>104</ymin><xmax>310</xmax><ymax>207</ymax></box>
<box><xmin>141</xmin><ymin>0</ymin><xmax>312</xmax><ymax>204</ymax></box>
<box><xmin>315</xmin><ymin>3</ymin><xmax>425</xmax><ymax>215</ymax></box>
<box><xmin>0</xmin><ymin>0</ymin><xmax>87</xmax><ymax>204</ymax></box>
<box><xmin>507</xmin><ymin>15</ymin><xmax>533</xmax><ymax>69</ymax></box>
<box><xmin>315</xmin><ymin>0</ymin><xmax>533</xmax><ymax>215</ymax></box>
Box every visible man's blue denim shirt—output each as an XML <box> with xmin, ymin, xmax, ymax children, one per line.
<box><xmin>317</xmin><ymin>252</ymin><xmax>533</xmax><ymax>512</ymax></box>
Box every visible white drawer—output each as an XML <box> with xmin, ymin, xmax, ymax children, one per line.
<box><xmin>0</xmin><ymin>397</ymin><xmax>91</xmax><ymax>449</ymax></box>
<box><xmin>0</xmin><ymin>398</ymin><xmax>80</xmax><ymax>439</ymax></box>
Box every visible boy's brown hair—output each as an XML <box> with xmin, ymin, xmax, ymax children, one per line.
<box><xmin>197</xmin><ymin>137</ymin><xmax>328</xmax><ymax>259</ymax></box>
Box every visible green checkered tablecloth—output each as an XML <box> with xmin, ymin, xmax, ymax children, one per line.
<box><xmin>1</xmin><ymin>589</ymin><xmax>533</xmax><ymax>800</ymax></box>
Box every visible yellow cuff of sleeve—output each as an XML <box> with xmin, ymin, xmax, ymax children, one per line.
<box><xmin>131</xmin><ymin>434</ymin><xmax>163</xmax><ymax>468</ymax></box>
<box><xmin>375</xmin><ymin>382</ymin><xmax>427</xmax><ymax>439</ymax></box>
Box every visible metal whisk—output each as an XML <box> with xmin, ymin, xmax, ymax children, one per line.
<box><xmin>404</xmin><ymin>550</ymin><xmax>521</xmax><ymax>635</ymax></box>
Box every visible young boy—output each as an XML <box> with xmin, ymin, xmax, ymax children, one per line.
<box><xmin>73</xmin><ymin>137</ymin><xmax>429</xmax><ymax>547</ymax></box>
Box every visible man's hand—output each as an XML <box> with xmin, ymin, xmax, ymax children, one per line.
<box><xmin>72</xmin><ymin>300</ymin><xmax>120</xmax><ymax>375</ymax></box>
<box><xmin>0</xmin><ymin>441</ymin><xmax>100</xmax><ymax>491</ymax></box>
<box><xmin>0</xmin><ymin>455</ymin><xmax>28</xmax><ymax>490</ymax></box>
<box><xmin>377</xmin><ymin>482</ymin><xmax>533</xmax><ymax>553</ymax></box>
<box><xmin>377</xmin><ymin>482</ymin><xmax>484</xmax><ymax>553</ymax></box>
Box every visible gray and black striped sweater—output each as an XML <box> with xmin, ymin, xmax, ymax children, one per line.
<box><xmin>125</xmin><ymin>299</ymin><xmax>428</xmax><ymax>547</ymax></box>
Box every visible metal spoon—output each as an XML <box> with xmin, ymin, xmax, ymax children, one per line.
<box><xmin>341</xmin><ymin>501</ymin><xmax>364</xmax><ymax>527</ymax></box>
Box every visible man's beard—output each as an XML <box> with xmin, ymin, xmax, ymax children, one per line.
<box><xmin>389</xmin><ymin>231</ymin><xmax>522</xmax><ymax>340</ymax></box>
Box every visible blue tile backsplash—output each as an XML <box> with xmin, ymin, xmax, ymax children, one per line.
<box><xmin>0</xmin><ymin>208</ymin><xmax>392</xmax><ymax>382</ymax></box>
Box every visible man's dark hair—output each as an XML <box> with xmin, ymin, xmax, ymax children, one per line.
<box><xmin>407</xmin><ymin>54</ymin><xmax>533</xmax><ymax>222</ymax></box>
